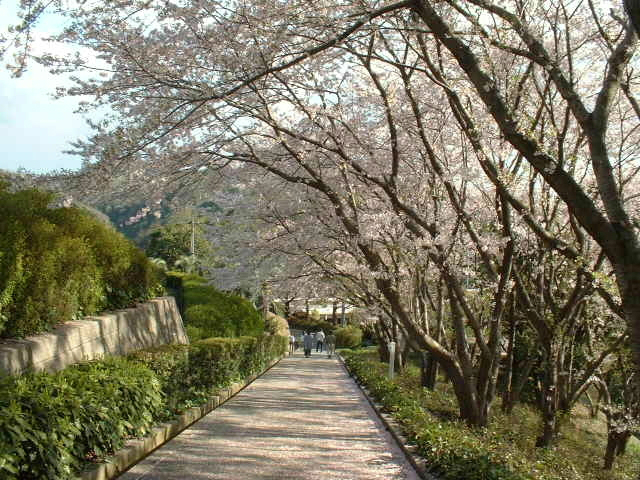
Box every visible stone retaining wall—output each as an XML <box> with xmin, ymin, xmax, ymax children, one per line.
<box><xmin>0</xmin><ymin>296</ymin><xmax>188</xmax><ymax>376</ymax></box>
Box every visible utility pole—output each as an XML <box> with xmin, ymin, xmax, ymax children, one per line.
<box><xmin>190</xmin><ymin>217</ymin><xmax>196</xmax><ymax>258</ymax></box>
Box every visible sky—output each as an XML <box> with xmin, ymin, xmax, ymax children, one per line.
<box><xmin>0</xmin><ymin>1</ymin><xmax>90</xmax><ymax>174</ymax></box>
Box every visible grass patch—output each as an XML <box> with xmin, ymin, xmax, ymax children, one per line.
<box><xmin>343</xmin><ymin>350</ymin><xmax>640</xmax><ymax>480</ymax></box>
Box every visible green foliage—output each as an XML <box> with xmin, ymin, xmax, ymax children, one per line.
<box><xmin>145</xmin><ymin>219</ymin><xmax>215</xmax><ymax>269</ymax></box>
<box><xmin>129</xmin><ymin>336</ymin><xmax>287</xmax><ymax>420</ymax></box>
<box><xmin>168</xmin><ymin>272</ymin><xmax>264</xmax><ymax>339</ymax></box>
<box><xmin>343</xmin><ymin>351</ymin><xmax>640</xmax><ymax>480</ymax></box>
<box><xmin>344</xmin><ymin>351</ymin><xmax>528</xmax><ymax>480</ymax></box>
<box><xmin>0</xmin><ymin>186</ymin><xmax>164</xmax><ymax>338</ymax></box>
<box><xmin>127</xmin><ymin>344</ymin><xmax>194</xmax><ymax>418</ymax></box>
<box><xmin>186</xmin><ymin>304</ymin><xmax>236</xmax><ymax>337</ymax></box>
<box><xmin>0</xmin><ymin>358</ymin><xmax>162</xmax><ymax>479</ymax></box>
<box><xmin>287</xmin><ymin>312</ymin><xmax>334</xmax><ymax>334</ymax></box>
<box><xmin>174</xmin><ymin>254</ymin><xmax>197</xmax><ymax>274</ymax></box>
<box><xmin>0</xmin><ymin>335</ymin><xmax>287</xmax><ymax>479</ymax></box>
<box><xmin>335</xmin><ymin>325</ymin><xmax>363</xmax><ymax>348</ymax></box>
<box><xmin>185</xmin><ymin>324</ymin><xmax>205</xmax><ymax>342</ymax></box>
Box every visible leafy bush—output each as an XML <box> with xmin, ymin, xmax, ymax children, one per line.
<box><xmin>127</xmin><ymin>335</ymin><xmax>287</xmax><ymax>420</ymax></box>
<box><xmin>265</xmin><ymin>312</ymin><xmax>290</xmax><ymax>337</ymax></box>
<box><xmin>287</xmin><ymin>312</ymin><xmax>334</xmax><ymax>334</ymax></box>
<box><xmin>343</xmin><ymin>351</ymin><xmax>640</xmax><ymax>480</ymax></box>
<box><xmin>0</xmin><ymin>335</ymin><xmax>287</xmax><ymax>479</ymax></box>
<box><xmin>168</xmin><ymin>272</ymin><xmax>264</xmax><ymax>339</ymax></box>
<box><xmin>185</xmin><ymin>324</ymin><xmax>205</xmax><ymax>342</ymax></box>
<box><xmin>0</xmin><ymin>358</ymin><xmax>162</xmax><ymax>479</ymax></box>
<box><xmin>0</xmin><ymin>185</ymin><xmax>164</xmax><ymax>338</ymax></box>
<box><xmin>186</xmin><ymin>304</ymin><xmax>236</xmax><ymax>337</ymax></box>
<box><xmin>335</xmin><ymin>325</ymin><xmax>363</xmax><ymax>348</ymax></box>
<box><xmin>127</xmin><ymin>344</ymin><xmax>194</xmax><ymax>418</ymax></box>
<box><xmin>343</xmin><ymin>351</ymin><xmax>528</xmax><ymax>480</ymax></box>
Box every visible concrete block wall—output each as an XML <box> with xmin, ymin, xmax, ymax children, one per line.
<box><xmin>0</xmin><ymin>296</ymin><xmax>189</xmax><ymax>376</ymax></box>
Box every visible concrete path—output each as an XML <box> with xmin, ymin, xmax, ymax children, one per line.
<box><xmin>120</xmin><ymin>350</ymin><xmax>420</xmax><ymax>480</ymax></box>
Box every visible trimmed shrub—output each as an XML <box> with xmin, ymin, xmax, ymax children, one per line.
<box><xmin>127</xmin><ymin>335</ymin><xmax>287</xmax><ymax>418</ymax></box>
<box><xmin>167</xmin><ymin>272</ymin><xmax>264</xmax><ymax>339</ymax></box>
<box><xmin>186</xmin><ymin>304</ymin><xmax>236</xmax><ymax>338</ymax></box>
<box><xmin>185</xmin><ymin>324</ymin><xmax>205</xmax><ymax>342</ymax></box>
<box><xmin>335</xmin><ymin>326</ymin><xmax>363</xmax><ymax>348</ymax></box>
<box><xmin>0</xmin><ymin>186</ymin><xmax>164</xmax><ymax>338</ymax></box>
<box><xmin>287</xmin><ymin>312</ymin><xmax>334</xmax><ymax>334</ymax></box>
<box><xmin>0</xmin><ymin>335</ymin><xmax>287</xmax><ymax>479</ymax></box>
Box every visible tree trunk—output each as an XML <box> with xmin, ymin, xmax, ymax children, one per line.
<box><xmin>421</xmin><ymin>351</ymin><xmax>438</xmax><ymax>390</ymax></box>
<box><xmin>537</xmin><ymin>390</ymin><xmax>558</xmax><ymax>447</ymax></box>
<box><xmin>378</xmin><ymin>342</ymin><xmax>390</xmax><ymax>363</ymax></box>
<box><xmin>437</xmin><ymin>358</ymin><xmax>484</xmax><ymax>426</ymax></box>
<box><xmin>374</xmin><ymin>318</ymin><xmax>392</xmax><ymax>363</ymax></box>
<box><xmin>537</xmin><ymin>349</ymin><xmax>559</xmax><ymax>447</ymax></box>
<box><xmin>421</xmin><ymin>277</ymin><xmax>443</xmax><ymax>391</ymax></box>
<box><xmin>617</xmin><ymin>259</ymin><xmax>640</xmax><ymax>430</ymax></box>
<box><xmin>617</xmin><ymin>431</ymin><xmax>632</xmax><ymax>456</ymax></box>
<box><xmin>585</xmin><ymin>391</ymin><xmax>600</xmax><ymax>418</ymax></box>
<box><xmin>502</xmin><ymin>312</ymin><xmax>517</xmax><ymax>412</ymax></box>
<box><xmin>604</xmin><ymin>430</ymin><xmax>621</xmax><ymax>470</ymax></box>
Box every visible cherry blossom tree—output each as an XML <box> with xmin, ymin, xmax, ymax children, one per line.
<box><xmin>5</xmin><ymin>0</ymin><xmax>639</xmax><ymax>441</ymax></box>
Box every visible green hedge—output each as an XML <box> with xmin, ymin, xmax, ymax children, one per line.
<box><xmin>167</xmin><ymin>272</ymin><xmax>264</xmax><ymax>340</ymax></box>
<box><xmin>0</xmin><ymin>185</ymin><xmax>164</xmax><ymax>338</ymax></box>
<box><xmin>335</xmin><ymin>326</ymin><xmax>363</xmax><ymax>348</ymax></box>
<box><xmin>0</xmin><ymin>334</ymin><xmax>287</xmax><ymax>479</ymax></box>
<box><xmin>128</xmin><ymin>335</ymin><xmax>287</xmax><ymax>419</ymax></box>
<box><xmin>343</xmin><ymin>351</ymin><xmax>528</xmax><ymax>480</ymax></box>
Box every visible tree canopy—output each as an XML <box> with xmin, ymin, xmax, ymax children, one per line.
<box><xmin>4</xmin><ymin>0</ymin><xmax>640</xmax><ymax>466</ymax></box>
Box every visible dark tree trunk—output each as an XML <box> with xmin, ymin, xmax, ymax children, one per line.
<box><xmin>604</xmin><ymin>430</ymin><xmax>621</xmax><ymax>470</ymax></box>
<box><xmin>421</xmin><ymin>351</ymin><xmax>438</xmax><ymax>390</ymax></box>
<box><xmin>284</xmin><ymin>299</ymin><xmax>292</xmax><ymax>320</ymax></box>
<box><xmin>617</xmin><ymin>431</ymin><xmax>632</xmax><ymax>456</ymax></box>
<box><xmin>378</xmin><ymin>342</ymin><xmax>390</xmax><ymax>363</ymax></box>
<box><xmin>537</xmin><ymin>349</ymin><xmax>559</xmax><ymax>447</ymax></box>
<box><xmin>374</xmin><ymin>318</ymin><xmax>392</xmax><ymax>363</ymax></box>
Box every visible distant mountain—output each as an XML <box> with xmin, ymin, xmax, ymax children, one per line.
<box><xmin>0</xmin><ymin>167</ymin><xmax>223</xmax><ymax>247</ymax></box>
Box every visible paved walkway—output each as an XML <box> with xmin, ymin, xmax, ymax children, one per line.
<box><xmin>120</xmin><ymin>350</ymin><xmax>420</xmax><ymax>480</ymax></box>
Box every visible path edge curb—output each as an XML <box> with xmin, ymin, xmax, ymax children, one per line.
<box><xmin>78</xmin><ymin>354</ymin><xmax>286</xmax><ymax>480</ymax></box>
<box><xmin>336</xmin><ymin>353</ymin><xmax>441</xmax><ymax>480</ymax></box>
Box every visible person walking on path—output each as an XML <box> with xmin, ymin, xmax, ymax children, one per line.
<box><xmin>289</xmin><ymin>334</ymin><xmax>296</xmax><ymax>354</ymax></box>
<box><xmin>315</xmin><ymin>329</ymin><xmax>325</xmax><ymax>352</ymax></box>
<box><xmin>326</xmin><ymin>333</ymin><xmax>336</xmax><ymax>358</ymax></box>
<box><xmin>303</xmin><ymin>331</ymin><xmax>313</xmax><ymax>357</ymax></box>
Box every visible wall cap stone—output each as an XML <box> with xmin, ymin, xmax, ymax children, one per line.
<box><xmin>0</xmin><ymin>296</ymin><xmax>188</xmax><ymax>376</ymax></box>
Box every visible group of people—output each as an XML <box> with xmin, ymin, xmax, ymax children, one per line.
<box><xmin>289</xmin><ymin>329</ymin><xmax>336</xmax><ymax>358</ymax></box>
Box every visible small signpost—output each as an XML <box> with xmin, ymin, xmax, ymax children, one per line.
<box><xmin>388</xmin><ymin>341</ymin><xmax>396</xmax><ymax>379</ymax></box>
